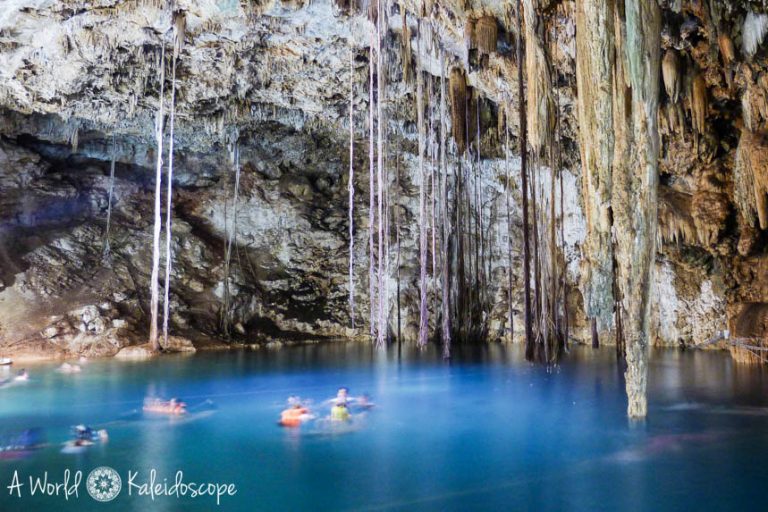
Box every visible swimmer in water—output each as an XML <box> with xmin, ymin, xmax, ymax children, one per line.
<box><xmin>357</xmin><ymin>394</ymin><xmax>374</xmax><ymax>409</ymax></box>
<box><xmin>327</xmin><ymin>387</ymin><xmax>356</xmax><ymax>406</ymax></box>
<box><xmin>330</xmin><ymin>402</ymin><xmax>351</xmax><ymax>422</ymax></box>
<box><xmin>279</xmin><ymin>400</ymin><xmax>314</xmax><ymax>427</ymax></box>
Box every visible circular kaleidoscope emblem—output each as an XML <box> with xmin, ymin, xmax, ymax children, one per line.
<box><xmin>86</xmin><ymin>466</ymin><xmax>122</xmax><ymax>502</ymax></box>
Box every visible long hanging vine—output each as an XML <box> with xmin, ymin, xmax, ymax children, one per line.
<box><xmin>505</xmin><ymin>100</ymin><xmax>514</xmax><ymax>341</ymax></box>
<box><xmin>439</xmin><ymin>48</ymin><xmax>451</xmax><ymax>358</ymax></box>
<box><xmin>515</xmin><ymin>0</ymin><xmax>534</xmax><ymax>360</ymax></box>
<box><xmin>162</xmin><ymin>14</ymin><xmax>183</xmax><ymax>346</ymax></box>
<box><xmin>375</xmin><ymin>0</ymin><xmax>386</xmax><ymax>347</ymax></box>
<box><xmin>102</xmin><ymin>134</ymin><xmax>116</xmax><ymax>260</ymax></box>
<box><xmin>368</xmin><ymin>27</ymin><xmax>377</xmax><ymax>340</ymax></box>
<box><xmin>148</xmin><ymin>44</ymin><xmax>166</xmax><ymax>352</ymax></box>
<box><xmin>416</xmin><ymin>14</ymin><xmax>429</xmax><ymax>348</ymax></box>
<box><xmin>221</xmin><ymin>130</ymin><xmax>241</xmax><ymax>339</ymax></box>
<box><xmin>348</xmin><ymin>45</ymin><xmax>356</xmax><ymax>330</ymax></box>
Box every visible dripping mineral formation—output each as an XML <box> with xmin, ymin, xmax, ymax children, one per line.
<box><xmin>2</xmin><ymin>1</ymin><xmax>768</xmax><ymax>417</ymax></box>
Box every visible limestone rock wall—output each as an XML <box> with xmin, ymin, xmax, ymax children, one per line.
<box><xmin>0</xmin><ymin>0</ymin><xmax>767</xmax><ymax>359</ymax></box>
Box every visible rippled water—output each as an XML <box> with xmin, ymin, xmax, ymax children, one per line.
<box><xmin>1</xmin><ymin>343</ymin><xmax>768</xmax><ymax>511</ymax></box>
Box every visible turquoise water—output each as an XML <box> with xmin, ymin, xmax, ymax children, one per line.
<box><xmin>1</xmin><ymin>343</ymin><xmax>768</xmax><ymax>511</ymax></box>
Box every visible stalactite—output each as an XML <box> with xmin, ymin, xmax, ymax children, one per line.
<box><xmin>691</xmin><ymin>70</ymin><xmax>708</xmax><ymax>143</ymax></box>
<box><xmin>735</xmin><ymin>128</ymin><xmax>768</xmax><ymax>230</ymax></box>
<box><xmin>464</xmin><ymin>17</ymin><xmax>477</xmax><ymax>52</ymax></box>
<box><xmin>662</xmin><ymin>49</ymin><xmax>681</xmax><ymax>104</ymax></box>
<box><xmin>148</xmin><ymin>44</ymin><xmax>166</xmax><ymax>352</ymax></box>
<box><xmin>417</xmin><ymin>17</ymin><xmax>428</xmax><ymax>348</ymax></box>
<box><xmin>102</xmin><ymin>135</ymin><xmax>116</xmax><ymax>259</ymax></box>
<box><xmin>162</xmin><ymin>41</ymin><xmax>179</xmax><ymax>347</ymax></box>
<box><xmin>348</xmin><ymin>46</ymin><xmax>356</xmax><ymax>330</ymax></box>
<box><xmin>613</xmin><ymin>0</ymin><xmax>662</xmax><ymax>419</ymax></box>
<box><xmin>658</xmin><ymin>187</ymin><xmax>697</xmax><ymax>245</ymax></box>
<box><xmin>69</xmin><ymin>124</ymin><xmax>79</xmax><ymax>153</ymax></box>
<box><xmin>439</xmin><ymin>49</ymin><xmax>451</xmax><ymax>358</ymax></box>
<box><xmin>449</xmin><ymin>68</ymin><xmax>468</xmax><ymax>153</ymax></box>
<box><xmin>574</xmin><ymin>0</ymin><xmax>615</xmax><ymax>334</ymax></box>
<box><xmin>172</xmin><ymin>10</ymin><xmax>185</xmax><ymax>59</ymax></box>
<box><xmin>718</xmin><ymin>32</ymin><xmax>735</xmax><ymax>88</ymax></box>
<box><xmin>475</xmin><ymin>16</ymin><xmax>498</xmax><ymax>55</ymax></box>
<box><xmin>401</xmin><ymin>6</ymin><xmax>412</xmax><ymax>84</ymax></box>
<box><xmin>743</xmin><ymin>11</ymin><xmax>768</xmax><ymax>58</ymax></box>
<box><xmin>523</xmin><ymin>0</ymin><xmax>555</xmax><ymax>157</ymax></box>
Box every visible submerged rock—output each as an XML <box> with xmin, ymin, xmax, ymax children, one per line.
<box><xmin>115</xmin><ymin>345</ymin><xmax>155</xmax><ymax>360</ymax></box>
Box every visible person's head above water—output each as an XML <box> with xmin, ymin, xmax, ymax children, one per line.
<box><xmin>337</xmin><ymin>387</ymin><xmax>349</xmax><ymax>396</ymax></box>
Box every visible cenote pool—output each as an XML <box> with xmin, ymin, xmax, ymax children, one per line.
<box><xmin>1</xmin><ymin>343</ymin><xmax>768</xmax><ymax>511</ymax></box>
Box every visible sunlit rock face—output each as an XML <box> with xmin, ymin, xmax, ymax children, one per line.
<box><xmin>0</xmin><ymin>0</ymin><xmax>767</xmax><ymax>361</ymax></box>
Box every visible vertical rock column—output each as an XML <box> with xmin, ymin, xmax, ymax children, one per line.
<box><xmin>612</xmin><ymin>0</ymin><xmax>661</xmax><ymax>418</ymax></box>
<box><xmin>575</xmin><ymin>0</ymin><xmax>616</xmax><ymax>332</ymax></box>
<box><xmin>576</xmin><ymin>0</ymin><xmax>661</xmax><ymax>417</ymax></box>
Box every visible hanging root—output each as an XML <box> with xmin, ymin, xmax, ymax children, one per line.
<box><xmin>449</xmin><ymin>67</ymin><xmax>468</xmax><ymax>153</ymax></box>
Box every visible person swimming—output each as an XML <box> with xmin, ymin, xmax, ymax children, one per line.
<box><xmin>330</xmin><ymin>402</ymin><xmax>351</xmax><ymax>422</ymax></box>
<box><xmin>279</xmin><ymin>403</ymin><xmax>314</xmax><ymax>428</ymax></box>
<box><xmin>14</xmin><ymin>369</ymin><xmax>28</xmax><ymax>381</ymax></box>
<box><xmin>73</xmin><ymin>425</ymin><xmax>108</xmax><ymax>442</ymax></box>
<box><xmin>356</xmin><ymin>394</ymin><xmax>374</xmax><ymax>409</ymax></box>
<box><xmin>143</xmin><ymin>397</ymin><xmax>187</xmax><ymax>415</ymax></box>
<box><xmin>59</xmin><ymin>363</ymin><xmax>82</xmax><ymax>374</ymax></box>
<box><xmin>327</xmin><ymin>387</ymin><xmax>356</xmax><ymax>406</ymax></box>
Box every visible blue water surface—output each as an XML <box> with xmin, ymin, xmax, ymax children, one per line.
<box><xmin>1</xmin><ymin>343</ymin><xmax>767</xmax><ymax>511</ymax></box>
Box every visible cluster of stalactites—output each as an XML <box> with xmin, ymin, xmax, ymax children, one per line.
<box><xmin>743</xmin><ymin>11</ymin><xmax>768</xmax><ymax>58</ymax></box>
<box><xmin>735</xmin><ymin>9</ymin><xmax>768</xmax><ymax>232</ymax></box>
<box><xmin>735</xmin><ymin>129</ymin><xmax>768</xmax><ymax>230</ymax></box>
<box><xmin>657</xmin><ymin>187</ymin><xmax>697</xmax><ymax>246</ymax></box>
<box><xmin>658</xmin><ymin>46</ymin><xmax>708</xmax><ymax>150</ymax></box>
